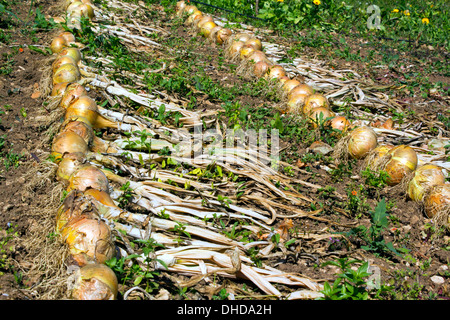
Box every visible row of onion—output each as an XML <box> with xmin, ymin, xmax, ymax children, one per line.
<box><xmin>175</xmin><ymin>1</ymin><xmax>449</xmax><ymax>227</ymax></box>
<box><xmin>47</xmin><ymin>0</ymin><xmax>119</xmax><ymax>300</ymax></box>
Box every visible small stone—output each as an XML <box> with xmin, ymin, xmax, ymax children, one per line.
<box><xmin>308</xmin><ymin>141</ymin><xmax>333</xmax><ymax>155</ymax></box>
<box><xmin>431</xmin><ymin>275</ymin><xmax>445</xmax><ymax>285</ymax></box>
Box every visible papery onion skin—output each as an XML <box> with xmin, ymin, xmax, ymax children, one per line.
<box><xmin>52</xmin><ymin>55</ymin><xmax>77</xmax><ymax>74</ymax></box>
<box><xmin>228</xmin><ymin>41</ymin><xmax>245</xmax><ymax>57</ymax></box>
<box><xmin>330</xmin><ymin>116</ymin><xmax>351</xmax><ymax>133</ymax></box>
<box><xmin>58</xmin><ymin>47</ymin><xmax>83</xmax><ymax>65</ymax></box>
<box><xmin>216</xmin><ymin>28</ymin><xmax>232</xmax><ymax>45</ymax></box>
<box><xmin>383</xmin><ymin>145</ymin><xmax>418</xmax><ymax>186</ymax></box>
<box><xmin>68</xmin><ymin>164</ymin><xmax>110</xmax><ymax>193</ymax></box>
<box><xmin>308</xmin><ymin>107</ymin><xmax>335</xmax><ymax>128</ymax></box>
<box><xmin>282</xmin><ymin>79</ymin><xmax>301</xmax><ymax>94</ymax></box>
<box><xmin>186</xmin><ymin>10</ymin><xmax>202</xmax><ymax>24</ymax></box>
<box><xmin>233</xmin><ymin>33</ymin><xmax>251</xmax><ymax>43</ymax></box>
<box><xmin>51</xmin><ymin>82</ymin><xmax>70</xmax><ymax>97</ymax></box>
<box><xmin>183</xmin><ymin>5</ymin><xmax>198</xmax><ymax>16</ymax></box>
<box><xmin>51</xmin><ymin>131</ymin><xmax>89</xmax><ymax>162</ymax></box>
<box><xmin>302</xmin><ymin>94</ymin><xmax>329</xmax><ymax>115</ymax></box>
<box><xmin>347</xmin><ymin>126</ymin><xmax>378</xmax><ymax>160</ymax></box>
<box><xmin>60</xmin><ymin>215</ymin><xmax>115</xmax><ymax>265</ymax></box>
<box><xmin>50</xmin><ymin>36</ymin><xmax>68</xmax><ymax>54</ymax></box>
<box><xmin>239</xmin><ymin>44</ymin><xmax>256</xmax><ymax>60</ymax></box>
<box><xmin>286</xmin><ymin>93</ymin><xmax>309</xmax><ymax>114</ymax></box>
<box><xmin>407</xmin><ymin>164</ymin><xmax>446</xmax><ymax>202</ymax></box>
<box><xmin>253</xmin><ymin>60</ymin><xmax>270</xmax><ymax>78</ymax></box>
<box><xmin>423</xmin><ymin>184</ymin><xmax>450</xmax><ymax>220</ymax></box>
<box><xmin>64</xmin><ymin>95</ymin><xmax>99</xmax><ymax>126</ymax></box>
<box><xmin>56</xmin><ymin>190</ymin><xmax>96</xmax><ymax>232</ymax></box>
<box><xmin>365</xmin><ymin>144</ymin><xmax>394</xmax><ymax>170</ymax></box>
<box><xmin>59</xmin><ymin>31</ymin><xmax>76</xmax><ymax>44</ymax></box>
<box><xmin>176</xmin><ymin>0</ymin><xmax>187</xmax><ymax>13</ymax></box>
<box><xmin>246</xmin><ymin>50</ymin><xmax>268</xmax><ymax>65</ymax></box>
<box><xmin>71</xmin><ymin>263</ymin><xmax>118</xmax><ymax>300</ymax></box>
<box><xmin>197</xmin><ymin>16</ymin><xmax>213</xmax><ymax>29</ymax></box>
<box><xmin>265</xmin><ymin>65</ymin><xmax>286</xmax><ymax>81</ymax></box>
<box><xmin>56</xmin><ymin>155</ymin><xmax>83</xmax><ymax>182</ymax></box>
<box><xmin>288</xmin><ymin>84</ymin><xmax>314</xmax><ymax>99</ymax></box>
<box><xmin>245</xmin><ymin>38</ymin><xmax>262</xmax><ymax>51</ymax></box>
<box><xmin>62</xmin><ymin>120</ymin><xmax>94</xmax><ymax>146</ymax></box>
<box><xmin>53</xmin><ymin>63</ymin><xmax>80</xmax><ymax>85</ymax></box>
<box><xmin>200</xmin><ymin>21</ymin><xmax>217</xmax><ymax>38</ymax></box>
<box><xmin>84</xmin><ymin>189</ymin><xmax>118</xmax><ymax>208</ymax></box>
<box><xmin>60</xmin><ymin>83</ymin><xmax>88</xmax><ymax>109</ymax></box>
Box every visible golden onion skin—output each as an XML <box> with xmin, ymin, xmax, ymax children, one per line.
<box><xmin>216</xmin><ymin>28</ymin><xmax>232</xmax><ymax>45</ymax></box>
<box><xmin>265</xmin><ymin>65</ymin><xmax>286</xmax><ymax>81</ymax></box>
<box><xmin>407</xmin><ymin>164</ymin><xmax>446</xmax><ymax>202</ymax></box>
<box><xmin>52</xmin><ymin>55</ymin><xmax>77</xmax><ymax>74</ymax></box>
<box><xmin>62</xmin><ymin>120</ymin><xmax>94</xmax><ymax>146</ymax></box>
<box><xmin>64</xmin><ymin>95</ymin><xmax>99</xmax><ymax>126</ymax></box>
<box><xmin>244</xmin><ymin>38</ymin><xmax>262</xmax><ymax>51</ymax></box>
<box><xmin>51</xmin><ymin>131</ymin><xmax>89</xmax><ymax>162</ymax></box>
<box><xmin>71</xmin><ymin>263</ymin><xmax>118</xmax><ymax>300</ymax></box>
<box><xmin>330</xmin><ymin>116</ymin><xmax>351</xmax><ymax>133</ymax></box>
<box><xmin>308</xmin><ymin>107</ymin><xmax>335</xmax><ymax>128</ymax></box>
<box><xmin>288</xmin><ymin>84</ymin><xmax>314</xmax><ymax>100</ymax></box>
<box><xmin>51</xmin><ymin>82</ymin><xmax>70</xmax><ymax>97</ymax></box>
<box><xmin>282</xmin><ymin>79</ymin><xmax>301</xmax><ymax>95</ymax></box>
<box><xmin>347</xmin><ymin>126</ymin><xmax>378</xmax><ymax>160</ymax></box>
<box><xmin>365</xmin><ymin>144</ymin><xmax>394</xmax><ymax>170</ymax></box>
<box><xmin>50</xmin><ymin>36</ymin><xmax>68</xmax><ymax>54</ymax></box>
<box><xmin>384</xmin><ymin>145</ymin><xmax>418</xmax><ymax>186</ymax></box>
<box><xmin>253</xmin><ymin>60</ymin><xmax>271</xmax><ymax>78</ymax></box>
<box><xmin>60</xmin><ymin>83</ymin><xmax>88</xmax><ymax>109</ymax></box>
<box><xmin>68</xmin><ymin>164</ymin><xmax>110</xmax><ymax>193</ymax></box>
<box><xmin>302</xmin><ymin>94</ymin><xmax>329</xmax><ymax>115</ymax></box>
<box><xmin>53</xmin><ymin>63</ymin><xmax>80</xmax><ymax>85</ymax></box>
<box><xmin>423</xmin><ymin>184</ymin><xmax>450</xmax><ymax>220</ymax></box>
<box><xmin>286</xmin><ymin>93</ymin><xmax>309</xmax><ymax>115</ymax></box>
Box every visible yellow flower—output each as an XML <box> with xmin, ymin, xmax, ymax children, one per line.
<box><xmin>392</xmin><ymin>8</ymin><xmax>399</xmax><ymax>13</ymax></box>
<box><xmin>276</xmin><ymin>0</ymin><xmax>284</xmax><ymax>2</ymax></box>
<box><xmin>313</xmin><ymin>0</ymin><xmax>321</xmax><ymax>5</ymax></box>
<box><xmin>403</xmin><ymin>10</ymin><xmax>410</xmax><ymax>16</ymax></box>
<box><xmin>422</xmin><ymin>17</ymin><xmax>429</xmax><ymax>24</ymax></box>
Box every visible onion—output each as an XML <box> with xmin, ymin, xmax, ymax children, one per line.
<box><xmin>71</xmin><ymin>263</ymin><xmax>118</xmax><ymax>300</ymax></box>
<box><xmin>208</xmin><ymin>25</ymin><xmax>222</xmax><ymax>42</ymax></box>
<box><xmin>364</xmin><ymin>144</ymin><xmax>394</xmax><ymax>170</ymax></box>
<box><xmin>200</xmin><ymin>21</ymin><xmax>217</xmax><ymax>38</ymax></box>
<box><xmin>183</xmin><ymin>5</ymin><xmax>198</xmax><ymax>16</ymax></box>
<box><xmin>216</xmin><ymin>28</ymin><xmax>232</xmax><ymax>45</ymax></box>
<box><xmin>51</xmin><ymin>82</ymin><xmax>70</xmax><ymax>97</ymax></box>
<box><xmin>282</xmin><ymin>79</ymin><xmax>301</xmax><ymax>94</ymax></box>
<box><xmin>253</xmin><ymin>60</ymin><xmax>271</xmax><ymax>78</ymax></box>
<box><xmin>233</xmin><ymin>33</ymin><xmax>252</xmax><ymax>43</ymax></box>
<box><xmin>52</xmin><ymin>16</ymin><xmax>66</xmax><ymax>24</ymax></box>
<box><xmin>228</xmin><ymin>41</ymin><xmax>245</xmax><ymax>57</ymax></box>
<box><xmin>265</xmin><ymin>65</ymin><xmax>286</xmax><ymax>81</ymax></box>
<box><xmin>65</xmin><ymin>95</ymin><xmax>118</xmax><ymax>129</ymax></box>
<box><xmin>57</xmin><ymin>155</ymin><xmax>83</xmax><ymax>182</ymax></box>
<box><xmin>62</xmin><ymin>120</ymin><xmax>95</xmax><ymax>146</ymax></box>
<box><xmin>308</xmin><ymin>107</ymin><xmax>335</xmax><ymax>128</ymax></box>
<box><xmin>197</xmin><ymin>16</ymin><xmax>213</xmax><ymax>29</ymax></box>
<box><xmin>59</xmin><ymin>31</ymin><xmax>76</xmax><ymax>44</ymax></box>
<box><xmin>56</xmin><ymin>190</ymin><xmax>95</xmax><ymax>232</ymax></box>
<box><xmin>423</xmin><ymin>184</ymin><xmax>450</xmax><ymax>220</ymax></box>
<box><xmin>60</xmin><ymin>215</ymin><xmax>115</xmax><ymax>265</ymax></box>
<box><xmin>50</xmin><ymin>36</ymin><xmax>68</xmax><ymax>54</ymax></box>
<box><xmin>383</xmin><ymin>145</ymin><xmax>418</xmax><ymax>186</ymax></box>
<box><xmin>186</xmin><ymin>10</ymin><xmax>202</xmax><ymax>24</ymax></box>
<box><xmin>53</xmin><ymin>63</ymin><xmax>80</xmax><ymax>85</ymax></box>
<box><xmin>244</xmin><ymin>38</ymin><xmax>262</xmax><ymax>51</ymax></box>
<box><xmin>239</xmin><ymin>44</ymin><xmax>256</xmax><ymax>60</ymax></box>
<box><xmin>288</xmin><ymin>84</ymin><xmax>314</xmax><ymax>99</ymax></box>
<box><xmin>407</xmin><ymin>164</ymin><xmax>446</xmax><ymax>202</ymax></box>
<box><xmin>176</xmin><ymin>0</ymin><xmax>187</xmax><ymax>14</ymax></box>
<box><xmin>52</xmin><ymin>55</ymin><xmax>77</xmax><ymax>74</ymax></box>
<box><xmin>347</xmin><ymin>126</ymin><xmax>378</xmax><ymax>160</ymax></box>
<box><xmin>51</xmin><ymin>131</ymin><xmax>89</xmax><ymax>162</ymax></box>
<box><xmin>68</xmin><ymin>2</ymin><xmax>94</xmax><ymax>19</ymax></box>
<box><xmin>60</xmin><ymin>83</ymin><xmax>88</xmax><ymax>109</ymax></box>
<box><xmin>68</xmin><ymin>164</ymin><xmax>110</xmax><ymax>193</ymax></box>
<box><xmin>246</xmin><ymin>50</ymin><xmax>268</xmax><ymax>65</ymax></box>
<box><xmin>58</xmin><ymin>47</ymin><xmax>83</xmax><ymax>65</ymax></box>
<box><xmin>330</xmin><ymin>116</ymin><xmax>351</xmax><ymax>132</ymax></box>
<box><xmin>84</xmin><ymin>189</ymin><xmax>118</xmax><ymax>208</ymax></box>
<box><xmin>286</xmin><ymin>92</ymin><xmax>309</xmax><ymax>114</ymax></box>
<box><xmin>302</xmin><ymin>93</ymin><xmax>329</xmax><ymax>115</ymax></box>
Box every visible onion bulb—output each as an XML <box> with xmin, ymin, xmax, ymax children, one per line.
<box><xmin>288</xmin><ymin>84</ymin><xmax>314</xmax><ymax>100</ymax></box>
<box><xmin>200</xmin><ymin>21</ymin><xmax>217</xmax><ymax>38</ymax></box>
<box><xmin>246</xmin><ymin>50</ymin><xmax>268</xmax><ymax>65</ymax></box>
<box><xmin>183</xmin><ymin>5</ymin><xmax>198</xmax><ymax>16</ymax></box>
<box><xmin>53</xmin><ymin>63</ymin><xmax>80</xmax><ymax>85</ymax></box>
<box><xmin>68</xmin><ymin>2</ymin><xmax>94</xmax><ymax>19</ymax></box>
<box><xmin>383</xmin><ymin>145</ymin><xmax>418</xmax><ymax>186</ymax></box>
<box><xmin>65</xmin><ymin>96</ymin><xmax>118</xmax><ymax>129</ymax></box>
<box><xmin>60</xmin><ymin>83</ymin><xmax>88</xmax><ymax>109</ymax></box>
<box><xmin>308</xmin><ymin>107</ymin><xmax>335</xmax><ymax>128</ymax></box>
<box><xmin>50</xmin><ymin>36</ymin><xmax>68</xmax><ymax>54</ymax></box>
<box><xmin>59</xmin><ymin>31</ymin><xmax>76</xmax><ymax>44</ymax></box>
<box><xmin>253</xmin><ymin>60</ymin><xmax>271</xmax><ymax>78</ymax></box>
<box><xmin>186</xmin><ymin>10</ymin><xmax>202</xmax><ymax>24</ymax></box>
<box><xmin>364</xmin><ymin>144</ymin><xmax>394</xmax><ymax>170</ymax></box>
<box><xmin>302</xmin><ymin>93</ymin><xmax>329</xmax><ymax>115</ymax></box>
<box><xmin>330</xmin><ymin>116</ymin><xmax>351</xmax><ymax>133</ymax></box>
<box><xmin>208</xmin><ymin>25</ymin><xmax>222</xmax><ymax>42</ymax></box>
<box><xmin>286</xmin><ymin>92</ymin><xmax>309</xmax><ymax>114</ymax></box>
<box><xmin>56</xmin><ymin>190</ymin><xmax>95</xmax><ymax>232</ymax></box>
<box><xmin>216</xmin><ymin>28</ymin><xmax>232</xmax><ymax>45</ymax></box>
<box><xmin>244</xmin><ymin>38</ymin><xmax>262</xmax><ymax>51</ymax></box>
<box><xmin>56</xmin><ymin>155</ymin><xmax>83</xmax><ymax>182</ymax></box>
<box><xmin>71</xmin><ymin>263</ymin><xmax>118</xmax><ymax>300</ymax></box>
<box><xmin>60</xmin><ymin>215</ymin><xmax>115</xmax><ymax>265</ymax></box>
<box><xmin>52</xmin><ymin>55</ymin><xmax>77</xmax><ymax>74</ymax></box>
<box><xmin>233</xmin><ymin>33</ymin><xmax>251</xmax><ymax>43</ymax></box>
<box><xmin>347</xmin><ymin>126</ymin><xmax>378</xmax><ymax>160</ymax></box>
<box><xmin>282</xmin><ymin>79</ymin><xmax>301</xmax><ymax>94</ymax></box>
<box><xmin>62</xmin><ymin>120</ymin><xmax>94</xmax><ymax>146</ymax></box>
<box><xmin>407</xmin><ymin>164</ymin><xmax>446</xmax><ymax>202</ymax></box>
<box><xmin>228</xmin><ymin>41</ymin><xmax>245</xmax><ymax>57</ymax></box>
<box><xmin>240</xmin><ymin>44</ymin><xmax>256</xmax><ymax>60</ymax></box>
<box><xmin>58</xmin><ymin>47</ymin><xmax>83</xmax><ymax>65</ymax></box>
<box><xmin>423</xmin><ymin>184</ymin><xmax>450</xmax><ymax>220</ymax></box>
<box><xmin>51</xmin><ymin>82</ymin><xmax>70</xmax><ymax>97</ymax></box>
<box><xmin>51</xmin><ymin>131</ymin><xmax>89</xmax><ymax>162</ymax></box>
<box><xmin>265</xmin><ymin>65</ymin><xmax>286</xmax><ymax>81</ymax></box>
<box><xmin>84</xmin><ymin>189</ymin><xmax>118</xmax><ymax>208</ymax></box>
<box><xmin>176</xmin><ymin>0</ymin><xmax>187</xmax><ymax>14</ymax></box>
<box><xmin>67</xmin><ymin>164</ymin><xmax>110</xmax><ymax>193</ymax></box>
<box><xmin>196</xmin><ymin>16</ymin><xmax>213</xmax><ymax>29</ymax></box>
